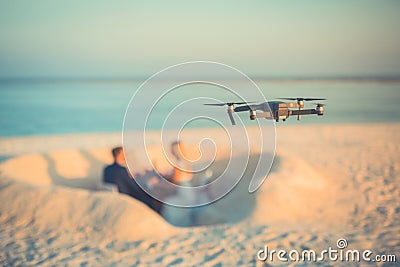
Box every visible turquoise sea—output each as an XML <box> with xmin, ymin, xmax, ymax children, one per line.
<box><xmin>0</xmin><ymin>78</ymin><xmax>399</xmax><ymax>137</ymax></box>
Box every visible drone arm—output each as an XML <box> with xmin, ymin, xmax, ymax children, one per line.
<box><xmin>290</xmin><ymin>109</ymin><xmax>318</xmax><ymax>115</ymax></box>
<box><xmin>234</xmin><ymin>105</ymin><xmax>251</xmax><ymax>112</ymax></box>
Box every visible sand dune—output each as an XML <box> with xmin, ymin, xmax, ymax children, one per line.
<box><xmin>0</xmin><ymin>123</ymin><xmax>399</xmax><ymax>266</ymax></box>
<box><xmin>0</xmin><ymin>178</ymin><xmax>175</xmax><ymax>239</ymax></box>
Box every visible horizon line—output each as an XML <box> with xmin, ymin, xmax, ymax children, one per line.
<box><xmin>1</xmin><ymin>74</ymin><xmax>400</xmax><ymax>84</ymax></box>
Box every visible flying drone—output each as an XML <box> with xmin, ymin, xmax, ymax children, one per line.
<box><xmin>204</xmin><ymin>97</ymin><xmax>326</xmax><ymax>125</ymax></box>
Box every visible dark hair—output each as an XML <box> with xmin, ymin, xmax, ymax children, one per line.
<box><xmin>112</xmin><ymin>146</ymin><xmax>123</xmax><ymax>159</ymax></box>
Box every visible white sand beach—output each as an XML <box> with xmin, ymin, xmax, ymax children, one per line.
<box><xmin>0</xmin><ymin>123</ymin><xmax>399</xmax><ymax>266</ymax></box>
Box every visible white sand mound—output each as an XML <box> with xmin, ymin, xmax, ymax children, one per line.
<box><xmin>0</xmin><ymin>153</ymin><xmax>53</xmax><ymax>186</ymax></box>
<box><xmin>251</xmin><ymin>151</ymin><xmax>358</xmax><ymax>229</ymax></box>
<box><xmin>0</xmin><ymin>145</ymin><xmax>178</xmax><ymax>244</ymax></box>
<box><xmin>0</xmin><ymin>148</ymin><xmax>115</xmax><ymax>190</ymax></box>
<box><xmin>0</xmin><ymin>178</ymin><xmax>176</xmax><ymax>241</ymax></box>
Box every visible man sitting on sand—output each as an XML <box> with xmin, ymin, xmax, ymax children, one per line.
<box><xmin>103</xmin><ymin>146</ymin><xmax>162</xmax><ymax>213</ymax></box>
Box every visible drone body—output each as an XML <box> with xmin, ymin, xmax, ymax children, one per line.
<box><xmin>205</xmin><ymin>98</ymin><xmax>326</xmax><ymax>125</ymax></box>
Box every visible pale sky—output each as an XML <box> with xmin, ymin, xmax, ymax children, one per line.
<box><xmin>0</xmin><ymin>1</ymin><xmax>399</xmax><ymax>78</ymax></box>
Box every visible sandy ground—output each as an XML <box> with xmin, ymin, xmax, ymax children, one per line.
<box><xmin>0</xmin><ymin>123</ymin><xmax>399</xmax><ymax>266</ymax></box>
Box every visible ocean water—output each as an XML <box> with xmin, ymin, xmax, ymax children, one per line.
<box><xmin>0</xmin><ymin>79</ymin><xmax>399</xmax><ymax>137</ymax></box>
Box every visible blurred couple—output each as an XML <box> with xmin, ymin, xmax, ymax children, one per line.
<box><xmin>103</xmin><ymin>141</ymin><xmax>209</xmax><ymax>224</ymax></box>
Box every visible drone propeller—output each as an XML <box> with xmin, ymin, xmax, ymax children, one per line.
<box><xmin>278</xmin><ymin>97</ymin><xmax>326</xmax><ymax>102</ymax></box>
<box><xmin>203</xmin><ymin>101</ymin><xmax>254</xmax><ymax>107</ymax></box>
<box><xmin>204</xmin><ymin>103</ymin><xmax>227</xmax><ymax>106</ymax></box>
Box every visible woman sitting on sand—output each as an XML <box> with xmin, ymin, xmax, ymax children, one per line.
<box><xmin>165</xmin><ymin>141</ymin><xmax>193</xmax><ymax>185</ymax></box>
<box><xmin>145</xmin><ymin>141</ymin><xmax>194</xmax><ymax>201</ymax></box>
<box><xmin>161</xmin><ymin>141</ymin><xmax>210</xmax><ymax>226</ymax></box>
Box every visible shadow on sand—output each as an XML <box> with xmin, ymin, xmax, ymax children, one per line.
<box><xmin>42</xmin><ymin>150</ymin><xmax>107</xmax><ymax>191</ymax></box>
